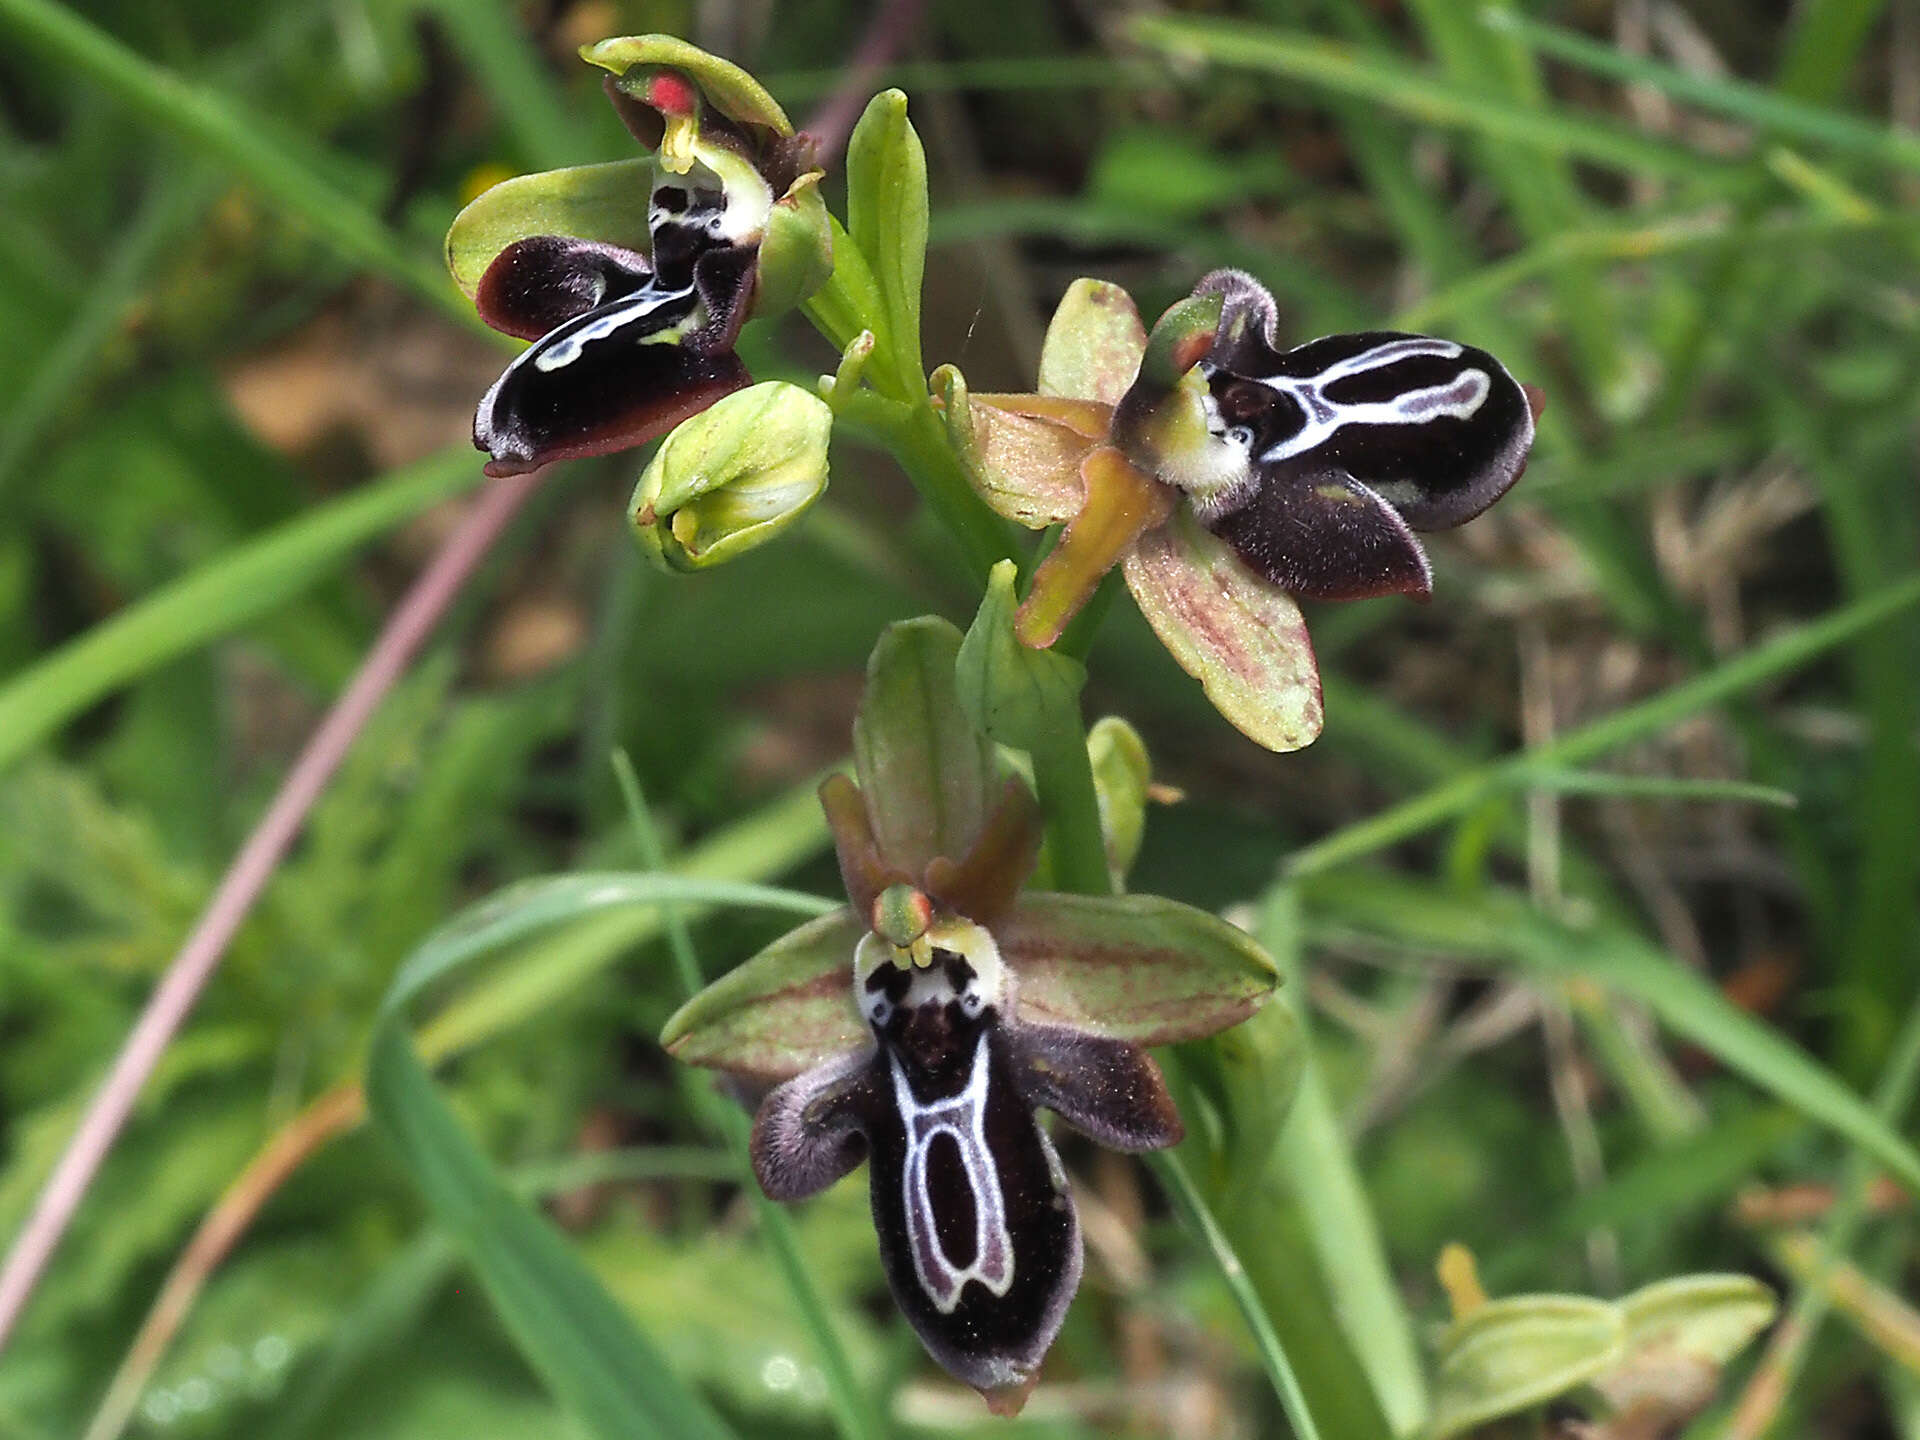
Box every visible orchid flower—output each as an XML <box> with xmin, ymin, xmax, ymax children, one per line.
<box><xmin>940</xmin><ymin>269</ymin><xmax>1541</xmax><ymax>751</ymax></box>
<box><xmin>661</xmin><ymin>620</ymin><xmax>1283</xmax><ymax>1412</ymax></box>
<box><xmin>444</xmin><ymin>36</ymin><xmax>832</xmax><ymax>478</ymax></box>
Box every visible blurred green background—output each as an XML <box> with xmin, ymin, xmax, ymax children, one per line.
<box><xmin>2</xmin><ymin>0</ymin><xmax>1919</xmax><ymax>1435</ymax></box>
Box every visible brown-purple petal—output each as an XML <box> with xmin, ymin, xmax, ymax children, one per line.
<box><xmin>1205</xmin><ymin>464</ymin><xmax>1434</xmax><ymax>601</ymax></box>
<box><xmin>475</xmin><ymin>235</ymin><xmax>657</xmax><ymax>343</ymax></box>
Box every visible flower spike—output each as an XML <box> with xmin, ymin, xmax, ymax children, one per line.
<box><xmin>668</xmin><ymin>620</ymin><xmax>1286</xmax><ymax>1407</ymax></box>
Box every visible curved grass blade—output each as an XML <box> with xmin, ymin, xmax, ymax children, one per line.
<box><xmin>1296</xmin><ymin>872</ymin><xmax>1920</xmax><ymax>1195</ymax></box>
<box><xmin>0</xmin><ymin>446</ymin><xmax>486</xmax><ymax>774</ymax></box>
<box><xmin>1288</xmin><ymin>575</ymin><xmax>1920</xmax><ymax>876</ymax></box>
<box><xmin>366</xmin><ymin>873</ymin><xmax>834</xmax><ymax>1440</ymax></box>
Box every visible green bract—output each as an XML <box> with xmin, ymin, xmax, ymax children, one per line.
<box><xmin>629</xmin><ymin>382</ymin><xmax>830</xmax><ymax>572</ymax></box>
<box><xmin>1428</xmin><ymin>1259</ymin><xmax>1777</xmax><ymax>1439</ymax></box>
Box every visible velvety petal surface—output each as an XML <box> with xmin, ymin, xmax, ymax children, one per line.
<box><xmin>659</xmin><ymin>908</ymin><xmax>865</xmax><ymax>1080</ymax></box>
<box><xmin>474</xmin><ymin>234</ymin><xmax>657</xmax><ymax>342</ymax></box>
<box><xmin>749</xmin><ymin>1047</ymin><xmax>880</xmax><ymax>1199</ymax></box>
<box><xmin>996</xmin><ymin>890</ymin><xmax>1278</xmax><ymax>1044</ymax></box>
<box><xmin>446</xmin><ymin>159</ymin><xmax>656</xmax><ymax>301</ymax></box>
<box><xmin>1120</xmin><ymin>507</ymin><xmax>1324</xmax><ymax>752</ymax></box>
<box><xmin>1005</xmin><ymin>1023</ymin><xmax>1182</xmax><ymax>1151</ymax></box>
<box><xmin>472</xmin><ymin>242</ymin><xmax>757</xmax><ymax>476</ymax></box>
<box><xmin>1204</xmin><ymin>463</ymin><xmax>1434</xmax><ymax>601</ymax></box>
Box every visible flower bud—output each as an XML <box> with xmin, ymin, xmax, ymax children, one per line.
<box><xmin>630</xmin><ymin>382</ymin><xmax>830</xmax><ymax>571</ymax></box>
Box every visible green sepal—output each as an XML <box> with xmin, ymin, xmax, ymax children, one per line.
<box><xmin>1594</xmin><ymin>1275</ymin><xmax>1776</xmax><ymax>1415</ymax></box>
<box><xmin>1038</xmin><ymin>278</ymin><xmax>1148</xmax><ymax>406</ymax></box>
<box><xmin>445</xmin><ymin>158</ymin><xmax>654</xmax><ymax>299</ymax></box>
<box><xmin>845</xmin><ymin>89</ymin><xmax>928</xmax><ymax>393</ymax></box>
<box><xmin>754</xmin><ymin>170</ymin><xmax>834</xmax><ymax>318</ymax></box>
<box><xmin>579</xmin><ymin>35</ymin><xmax>794</xmax><ymax>138</ymax></box>
<box><xmin>1135</xmin><ymin>292</ymin><xmax>1224</xmax><ymax>391</ymax></box>
<box><xmin>933</xmin><ymin>365</ymin><xmax>1090</xmax><ymax>528</ymax></box>
<box><xmin>853</xmin><ymin>619</ymin><xmax>998</xmax><ymax>876</ymax></box>
<box><xmin>1430</xmin><ymin>1296</ymin><xmax>1625</xmax><ymax>1440</ymax></box>
<box><xmin>956</xmin><ymin>559</ymin><xmax>1088</xmax><ymax>753</ymax></box>
<box><xmin>630</xmin><ymin>381</ymin><xmax>831</xmax><ymax>572</ymax></box>
<box><xmin>997</xmin><ymin>890</ymin><xmax>1279</xmax><ymax>1045</ymax></box>
<box><xmin>659</xmin><ymin>908</ymin><xmax>864</xmax><ymax>1080</ymax></box>
<box><xmin>1086</xmin><ymin>714</ymin><xmax>1149</xmax><ymax>886</ymax></box>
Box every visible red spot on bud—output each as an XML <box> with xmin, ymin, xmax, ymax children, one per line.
<box><xmin>646</xmin><ymin>72</ymin><xmax>698</xmax><ymax>116</ymax></box>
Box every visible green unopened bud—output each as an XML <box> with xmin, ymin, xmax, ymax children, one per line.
<box><xmin>631</xmin><ymin>382</ymin><xmax>830</xmax><ymax>572</ymax></box>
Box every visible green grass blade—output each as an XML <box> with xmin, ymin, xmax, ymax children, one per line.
<box><xmin>1484</xmin><ymin>8</ymin><xmax>1920</xmax><ymax>174</ymax></box>
<box><xmin>1150</xmin><ymin>1150</ymin><xmax>1327</xmax><ymax>1440</ymax></box>
<box><xmin>0</xmin><ymin>0</ymin><xmax>468</xmax><ymax>323</ymax></box>
<box><xmin>1297</xmin><ymin>874</ymin><xmax>1920</xmax><ymax>1196</ymax></box>
<box><xmin>1129</xmin><ymin>13</ymin><xmax>1738</xmax><ymax>183</ymax></box>
<box><xmin>1509</xmin><ymin>769</ymin><xmax>1798</xmax><ymax>808</ymax></box>
<box><xmin>1288</xmin><ymin>575</ymin><xmax>1920</xmax><ymax>876</ymax></box>
<box><xmin>0</xmin><ymin>167</ymin><xmax>219</xmax><ymax>499</ymax></box>
<box><xmin>1261</xmin><ymin>887</ymin><xmax>1430</xmax><ymax>1436</ymax></box>
<box><xmin>366</xmin><ymin>873</ymin><xmax>836</xmax><ymax>1440</ymax></box>
<box><xmin>0</xmin><ymin>446</ymin><xmax>487</xmax><ymax>774</ymax></box>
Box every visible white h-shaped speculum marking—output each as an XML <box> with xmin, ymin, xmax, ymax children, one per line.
<box><xmin>530</xmin><ymin>282</ymin><xmax>699</xmax><ymax>373</ymax></box>
<box><xmin>1246</xmin><ymin>336</ymin><xmax>1491</xmax><ymax>464</ymax></box>
<box><xmin>890</xmin><ymin>1037</ymin><xmax>1015</xmax><ymax>1314</ymax></box>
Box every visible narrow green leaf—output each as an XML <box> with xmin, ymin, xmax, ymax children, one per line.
<box><xmin>0</xmin><ymin>447</ymin><xmax>487</xmax><ymax>774</ymax></box>
<box><xmin>1297</xmin><ymin>873</ymin><xmax>1920</xmax><ymax>1195</ymax></box>
<box><xmin>367</xmin><ymin>872</ymin><xmax>836</xmax><ymax>1439</ymax></box>
<box><xmin>1288</xmin><ymin>575</ymin><xmax>1920</xmax><ymax>876</ymax></box>
<box><xmin>1485</xmin><ymin>7</ymin><xmax>1920</xmax><ymax>174</ymax></box>
<box><xmin>1129</xmin><ymin>13</ymin><xmax>1738</xmax><ymax>184</ymax></box>
<box><xmin>1510</xmin><ymin>768</ymin><xmax>1798</xmax><ymax>808</ymax></box>
<box><xmin>0</xmin><ymin>0</ymin><xmax>467</xmax><ymax>323</ymax></box>
<box><xmin>844</xmin><ymin>89</ymin><xmax>928</xmax><ymax>393</ymax></box>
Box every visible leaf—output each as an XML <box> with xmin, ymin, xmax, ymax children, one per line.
<box><xmin>1297</xmin><ymin>872</ymin><xmax>1920</xmax><ymax>1195</ymax></box>
<box><xmin>957</xmin><ymin>560</ymin><xmax>1088</xmax><ymax>752</ymax></box>
<box><xmin>998</xmin><ymin>890</ymin><xmax>1280</xmax><ymax>1044</ymax></box>
<box><xmin>0</xmin><ymin>446</ymin><xmax>485</xmax><ymax>775</ymax></box>
<box><xmin>1430</xmin><ymin>1295</ymin><xmax>1625</xmax><ymax>1440</ymax></box>
<box><xmin>1037</xmin><ymin>278</ymin><xmax>1148</xmax><ymax>406</ymax></box>
<box><xmin>844</xmin><ymin>89</ymin><xmax>928</xmax><ymax>392</ymax></box>
<box><xmin>659</xmin><ymin>909</ymin><xmax>865</xmax><ymax>1080</ymax></box>
<box><xmin>365</xmin><ymin>872</ymin><xmax>834</xmax><ymax>1439</ymax></box>
<box><xmin>445</xmin><ymin>159</ymin><xmax>656</xmax><ymax>298</ymax></box>
<box><xmin>1121</xmin><ymin>506</ymin><xmax>1325</xmax><ymax>752</ymax></box>
<box><xmin>852</xmin><ymin>618</ymin><xmax>997</xmax><ymax>874</ymax></box>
